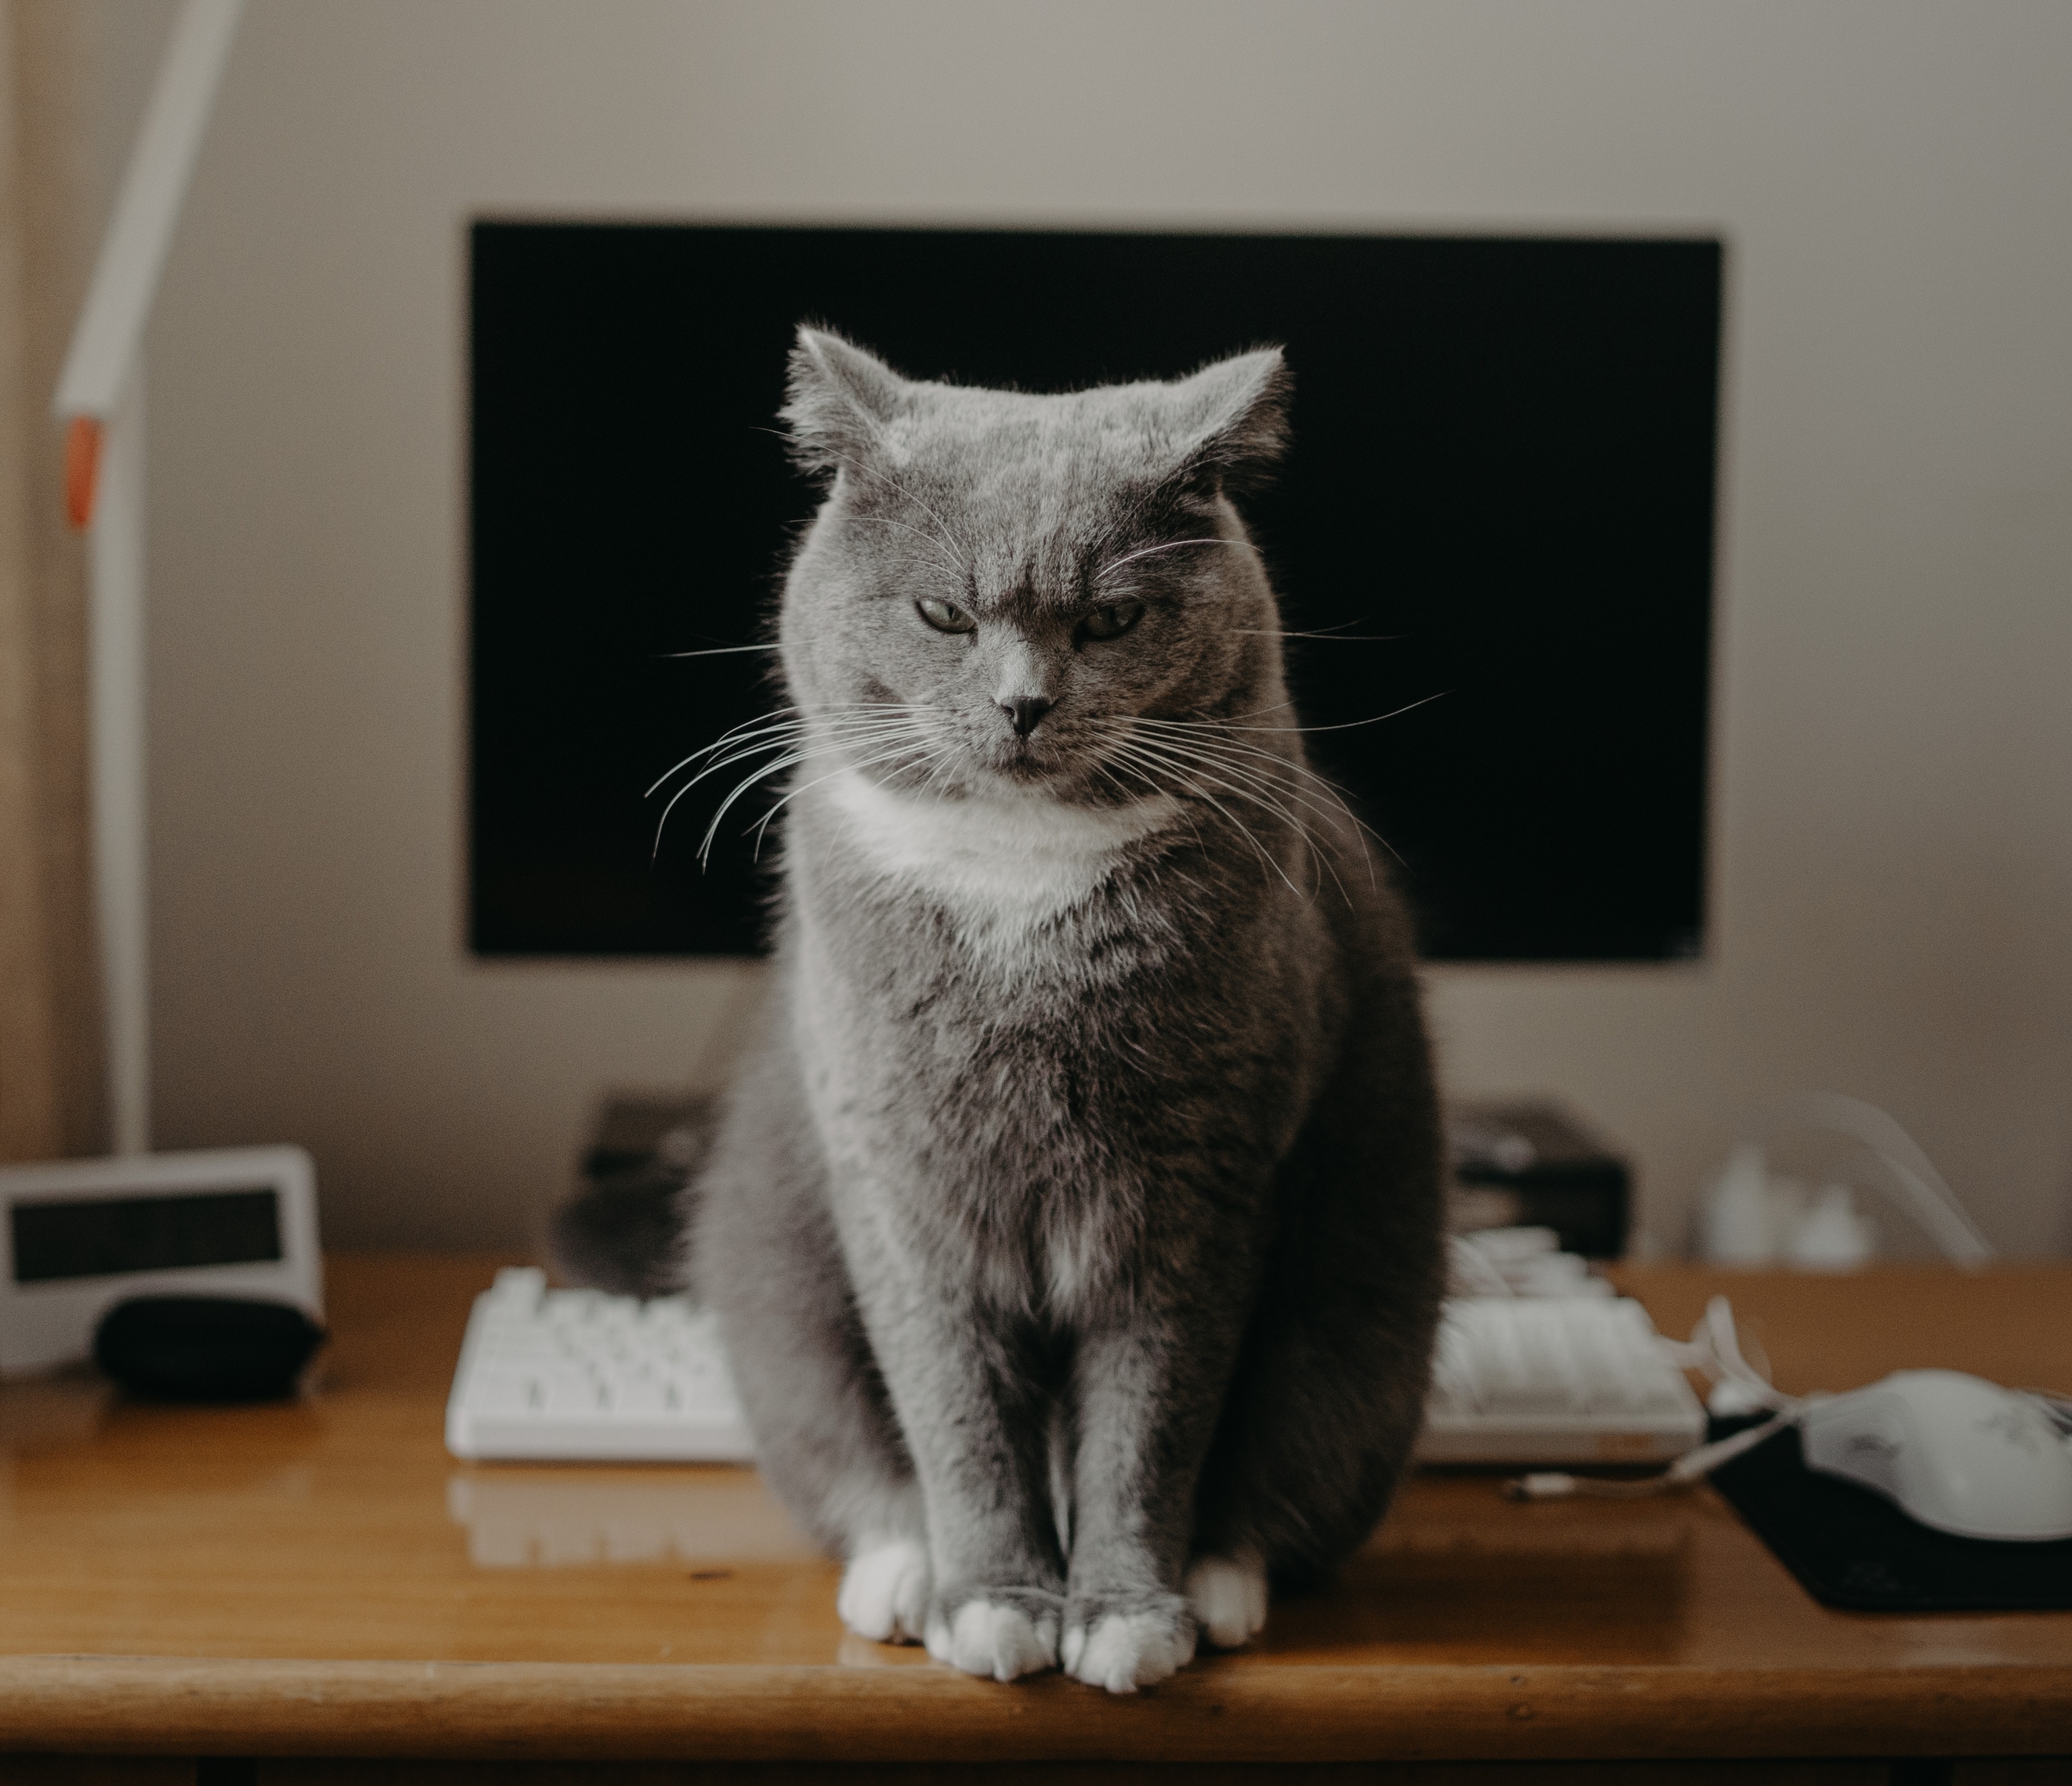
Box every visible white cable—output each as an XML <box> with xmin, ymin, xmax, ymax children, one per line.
<box><xmin>1507</xmin><ymin>1411</ymin><xmax>1798</xmax><ymax>1502</ymax></box>
<box><xmin>1508</xmin><ymin>1295</ymin><xmax>1805</xmax><ymax>1501</ymax></box>
<box><xmin>1656</xmin><ymin>1295</ymin><xmax>1795</xmax><ymax>1412</ymax></box>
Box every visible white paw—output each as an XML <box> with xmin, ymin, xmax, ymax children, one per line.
<box><xmin>924</xmin><ymin>1598</ymin><xmax>1059</xmax><ymax>1682</ymax></box>
<box><xmin>1062</xmin><ymin>1610</ymin><xmax>1196</xmax><ymax>1694</ymax></box>
<box><xmin>837</xmin><ymin>1537</ymin><xmax>932</xmax><ymax>1643</ymax></box>
<box><xmin>1184</xmin><ymin>1552</ymin><xmax>1268</xmax><ymax>1650</ymax></box>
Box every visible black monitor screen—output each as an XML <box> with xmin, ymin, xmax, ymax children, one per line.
<box><xmin>471</xmin><ymin>225</ymin><xmax>1719</xmax><ymax>961</ymax></box>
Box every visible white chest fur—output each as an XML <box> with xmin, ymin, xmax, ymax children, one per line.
<box><xmin>824</xmin><ymin>769</ymin><xmax>1179</xmax><ymax>937</ymax></box>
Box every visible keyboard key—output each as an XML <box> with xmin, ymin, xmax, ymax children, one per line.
<box><xmin>611</xmin><ymin>1377</ymin><xmax>674</xmax><ymax>1417</ymax></box>
<box><xmin>535</xmin><ymin>1366</ymin><xmax>608</xmax><ymax>1415</ymax></box>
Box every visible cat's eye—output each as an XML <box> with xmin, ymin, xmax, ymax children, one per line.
<box><xmin>1079</xmin><ymin>601</ymin><xmax>1145</xmax><ymax>642</ymax></box>
<box><xmin>915</xmin><ymin>597</ymin><xmax>976</xmax><ymax>634</ymax></box>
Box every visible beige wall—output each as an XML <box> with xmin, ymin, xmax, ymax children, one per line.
<box><xmin>119</xmin><ymin>1</ymin><xmax>2072</xmax><ymax>1254</ymax></box>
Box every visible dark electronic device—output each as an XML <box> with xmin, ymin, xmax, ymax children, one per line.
<box><xmin>0</xmin><ymin>1146</ymin><xmax>323</xmax><ymax>1375</ymax></box>
<box><xmin>548</xmin><ymin>1092</ymin><xmax>718</xmax><ymax>1300</ymax></box>
<box><xmin>93</xmin><ymin>1295</ymin><xmax>327</xmax><ymax>1403</ymax></box>
<box><xmin>1448</xmin><ymin>1100</ymin><xmax>1632</xmax><ymax>1258</ymax></box>
<box><xmin>470</xmin><ymin>225</ymin><xmax>1721</xmax><ymax>965</ymax></box>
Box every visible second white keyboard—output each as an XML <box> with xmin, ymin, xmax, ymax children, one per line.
<box><xmin>445</xmin><ymin>1267</ymin><xmax>755</xmax><ymax>1462</ymax></box>
<box><xmin>1419</xmin><ymin>1293</ymin><xmax>1706</xmax><ymax>1464</ymax></box>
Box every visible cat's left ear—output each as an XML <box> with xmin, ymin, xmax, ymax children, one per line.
<box><xmin>1162</xmin><ymin>348</ymin><xmax>1291</xmax><ymax>496</ymax></box>
<box><xmin>782</xmin><ymin>327</ymin><xmax>913</xmax><ymax>478</ymax></box>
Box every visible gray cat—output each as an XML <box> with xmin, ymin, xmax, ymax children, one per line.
<box><xmin>686</xmin><ymin>329</ymin><xmax>1443</xmax><ymax>1693</ymax></box>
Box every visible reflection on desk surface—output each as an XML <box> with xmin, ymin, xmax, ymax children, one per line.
<box><xmin>2</xmin><ymin>1253</ymin><xmax>2069</xmax><ymax>1677</ymax></box>
<box><xmin>447</xmin><ymin>1464</ymin><xmax>1697</xmax><ymax>1661</ymax></box>
<box><xmin>447</xmin><ymin>1465</ymin><xmax>817</xmax><ymax>1568</ymax></box>
<box><xmin>433</xmin><ymin>1459</ymin><xmax>1700</xmax><ymax>1667</ymax></box>
<box><xmin>0</xmin><ymin>1367</ymin><xmax>109</xmax><ymax>1454</ymax></box>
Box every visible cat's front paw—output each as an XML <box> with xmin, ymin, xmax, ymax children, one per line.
<box><xmin>837</xmin><ymin>1536</ymin><xmax>932</xmax><ymax>1644</ymax></box>
<box><xmin>923</xmin><ymin>1586</ymin><xmax>1062</xmax><ymax>1682</ymax></box>
<box><xmin>1060</xmin><ymin>1591</ymin><xmax>1197</xmax><ymax>1693</ymax></box>
<box><xmin>1183</xmin><ymin>1551</ymin><xmax>1268</xmax><ymax>1650</ymax></box>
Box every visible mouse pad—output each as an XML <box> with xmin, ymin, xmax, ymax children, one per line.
<box><xmin>1706</xmin><ymin>1416</ymin><xmax>2072</xmax><ymax>1612</ymax></box>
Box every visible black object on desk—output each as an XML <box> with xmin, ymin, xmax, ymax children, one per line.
<box><xmin>1707</xmin><ymin>1415</ymin><xmax>2072</xmax><ymax>1612</ymax></box>
<box><xmin>94</xmin><ymin>1295</ymin><xmax>326</xmax><ymax>1402</ymax></box>
<box><xmin>1448</xmin><ymin>1100</ymin><xmax>1632</xmax><ymax>1257</ymax></box>
<box><xmin>549</xmin><ymin>1091</ymin><xmax>715</xmax><ymax>1299</ymax></box>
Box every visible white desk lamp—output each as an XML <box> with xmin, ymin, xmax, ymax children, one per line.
<box><xmin>53</xmin><ymin>0</ymin><xmax>244</xmax><ymax>1155</ymax></box>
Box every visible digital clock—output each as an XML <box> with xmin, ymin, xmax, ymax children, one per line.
<box><xmin>0</xmin><ymin>1146</ymin><xmax>321</xmax><ymax>1376</ymax></box>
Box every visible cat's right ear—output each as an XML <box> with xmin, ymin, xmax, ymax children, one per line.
<box><xmin>1161</xmin><ymin>348</ymin><xmax>1292</xmax><ymax>497</ymax></box>
<box><xmin>782</xmin><ymin>327</ymin><xmax>912</xmax><ymax>478</ymax></box>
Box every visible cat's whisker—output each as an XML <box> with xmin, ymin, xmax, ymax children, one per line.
<box><xmin>1094</xmin><ymin>537</ymin><xmax>1261</xmax><ymax>581</ymax></box>
<box><xmin>737</xmin><ymin>734</ymin><xmax>955</xmax><ymax>864</ymax></box>
<box><xmin>829</xmin><ymin>513</ymin><xmax>968</xmax><ymax>586</ymax></box>
<box><xmin>661</xmin><ymin>717</ymin><xmax>939</xmax><ymax>859</ymax></box>
<box><xmin>646</xmin><ymin>724</ymin><xmax>793</xmax><ymax>800</ymax></box>
<box><xmin>661</xmin><ymin>738</ymin><xmax>825</xmax><ymax>859</ymax></box>
<box><xmin>648</xmin><ymin>703</ymin><xmax>937</xmax><ymax>799</ymax></box>
<box><xmin>1119</xmin><ymin>717</ymin><xmax>1326</xmax><ymax>816</ymax></box>
<box><xmin>899</xmin><ymin>741</ymin><xmax>966</xmax><ymax>801</ymax></box>
<box><xmin>1125</xmin><ymin>718</ymin><xmax>1351</xmax><ymax>814</ymax></box>
<box><xmin>1110</xmin><ymin>731</ymin><xmax>1349</xmax><ymax>904</ymax></box>
<box><xmin>647</xmin><ymin>704</ymin><xmax>820</xmax><ymax>796</ymax></box>
<box><xmin>1236</xmin><ymin>617</ymin><xmax>1367</xmax><ymax>636</ymax></box>
<box><xmin>646</xmin><ymin>751</ymin><xmax>720</xmax><ymax>802</ymax></box>
<box><xmin>1224</xmin><ymin>698</ymin><xmax>1300</xmax><ymax>725</ymax></box>
<box><xmin>831</xmin><ymin>471</ymin><xmax>971</xmax><ymax>573</ymax></box>
<box><xmin>1108</xmin><ymin>717</ymin><xmax>1368</xmax><ymax>898</ymax></box>
<box><xmin>1093</xmin><ymin>757</ymin><xmax>1208</xmax><ymax>859</ymax></box>
<box><xmin>1135</xmin><ymin>741</ymin><xmax>1387</xmax><ymax>883</ymax></box>
<box><xmin>692</xmin><ymin>738</ymin><xmax>892</xmax><ymax>864</ymax></box>
<box><xmin>1106</xmin><ymin>726</ymin><xmax>1356</xmax><ymax>899</ymax></box>
<box><xmin>656</xmin><ymin>641</ymin><xmax>787</xmax><ymax>659</ymax></box>
<box><xmin>689</xmin><ymin>715</ymin><xmax>939</xmax><ymax>829</ymax></box>
<box><xmin>911</xmin><ymin>741</ymin><xmax>967</xmax><ymax>804</ymax></box>
<box><xmin>1116</xmin><ymin>750</ymin><xmax>1304</xmax><ymax>903</ymax></box>
<box><xmin>1165</xmin><ymin>690</ymin><xmax>1451</xmax><ymax>737</ymax></box>
<box><xmin>1121</xmin><ymin>716</ymin><xmax>1390</xmax><ymax>870</ymax></box>
<box><xmin>656</xmin><ymin>725</ymin><xmax>807</xmax><ymax>791</ymax></box>
<box><xmin>1097</xmin><ymin>733</ymin><xmax>1305</xmax><ymax>902</ymax></box>
<box><xmin>1228</xmin><ymin>628</ymin><xmax>1404</xmax><ymax>643</ymax></box>
<box><xmin>653</xmin><ymin>767</ymin><xmax>722</xmax><ymax>859</ymax></box>
<box><xmin>1130</xmin><ymin>711</ymin><xmax>1405</xmax><ymax>808</ymax></box>
<box><xmin>664</xmin><ymin>717</ymin><xmax>925</xmax><ymax>806</ymax></box>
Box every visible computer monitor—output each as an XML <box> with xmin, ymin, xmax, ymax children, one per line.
<box><xmin>470</xmin><ymin>224</ymin><xmax>1720</xmax><ymax>961</ymax></box>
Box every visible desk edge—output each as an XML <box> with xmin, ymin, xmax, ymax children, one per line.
<box><xmin>2</xmin><ymin>1656</ymin><xmax>2070</xmax><ymax>1761</ymax></box>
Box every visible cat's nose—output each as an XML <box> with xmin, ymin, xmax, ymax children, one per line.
<box><xmin>1001</xmin><ymin>695</ymin><xmax>1053</xmax><ymax>738</ymax></box>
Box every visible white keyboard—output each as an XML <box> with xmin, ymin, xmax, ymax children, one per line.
<box><xmin>1417</xmin><ymin>1293</ymin><xmax>1706</xmax><ymax>1464</ymax></box>
<box><xmin>447</xmin><ymin>1241</ymin><xmax>1705</xmax><ymax>1469</ymax></box>
<box><xmin>445</xmin><ymin>1267</ymin><xmax>755</xmax><ymax>1462</ymax></box>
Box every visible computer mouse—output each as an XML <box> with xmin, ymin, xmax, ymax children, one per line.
<box><xmin>1800</xmin><ymin>1369</ymin><xmax>2072</xmax><ymax>1542</ymax></box>
<box><xmin>93</xmin><ymin>1295</ymin><xmax>327</xmax><ymax>1402</ymax></box>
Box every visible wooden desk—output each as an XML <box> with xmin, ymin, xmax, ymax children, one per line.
<box><xmin>3</xmin><ymin>1256</ymin><xmax>2070</xmax><ymax>1784</ymax></box>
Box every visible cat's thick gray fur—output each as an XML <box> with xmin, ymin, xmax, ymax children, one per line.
<box><xmin>685</xmin><ymin>330</ymin><xmax>1443</xmax><ymax>1692</ymax></box>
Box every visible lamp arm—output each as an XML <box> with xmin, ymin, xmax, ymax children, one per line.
<box><xmin>53</xmin><ymin>0</ymin><xmax>244</xmax><ymax>526</ymax></box>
